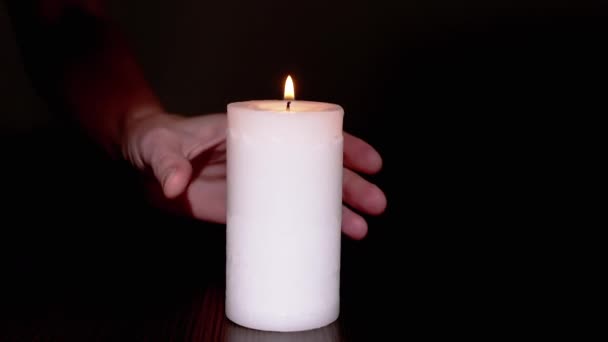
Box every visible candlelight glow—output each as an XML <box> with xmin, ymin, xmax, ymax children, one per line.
<box><xmin>284</xmin><ymin>75</ymin><xmax>295</xmax><ymax>100</ymax></box>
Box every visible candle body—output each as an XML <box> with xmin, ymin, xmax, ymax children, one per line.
<box><xmin>226</xmin><ymin>100</ymin><xmax>344</xmax><ymax>332</ymax></box>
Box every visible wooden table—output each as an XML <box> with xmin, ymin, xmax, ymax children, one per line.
<box><xmin>0</xmin><ymin>213</ymin><xmax>391</xmax><ymax>342</ymax></box>
<box><xmin>1</xmin><ymin>281</ymin><xmax>347</xmax><ymax>341</ymax></box>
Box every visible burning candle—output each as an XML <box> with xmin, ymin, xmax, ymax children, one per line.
<box><xmin>225</xmin><ymin>76</ymin><xmax>344</xmax><ymax>332</ymax></box>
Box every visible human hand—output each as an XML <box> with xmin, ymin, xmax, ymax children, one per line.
<box><xmin>123</xmin><ymin>112</ymin><xmax>386</xmax><ymax>239</ymax></box>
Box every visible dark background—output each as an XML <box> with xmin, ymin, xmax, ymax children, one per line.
<box><xmin>1</xmin><ymin>0</ymin><xmax>605</xmax><ymax>338</ymax></box>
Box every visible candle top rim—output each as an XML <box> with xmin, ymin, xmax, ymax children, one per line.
<box><xmin>228</xmin><ymin>100</ymin><xmax>342</xmax><ymax>113</ymax></box>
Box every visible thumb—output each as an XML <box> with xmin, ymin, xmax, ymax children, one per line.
<box><xmin>150</xmin><ymin>146</ymin><xmax>192</xmax><ymax>199</ymax></box>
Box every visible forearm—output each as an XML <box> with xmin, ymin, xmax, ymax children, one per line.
<box><xmin>61</xmin><ymin>19</ymin><xmax>163</xmax><ymax>157</ymax></box>
<box><xmin>6</xmin><ymin>1</ymin><xmax>163</xmax><ymax>157</ymax></box>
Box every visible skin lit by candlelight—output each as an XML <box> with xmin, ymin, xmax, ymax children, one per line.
<box><xmin>284</xmin><ymin>75</ymin><xmax>295</xmax><ymax>101</ymax></box>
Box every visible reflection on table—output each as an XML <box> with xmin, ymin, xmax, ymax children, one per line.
<box><xmin>186</xmin><ymin>282</ymin><xmax>345</xmax><ymax>341</ymax></box>
<box><xmin>225</xmin><ymin>320</ymin><xmax>343</xmax><ymax>342</ymax></box>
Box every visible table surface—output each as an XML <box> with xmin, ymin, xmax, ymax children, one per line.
<box><xmin>1</xmin><ymin>269</ymin><xmax>360</xmax><ymax>341</ymax></box>
<box><xmin>4</xmin><ymin>284</ymin><xmax>346</xmax><ymax>342</ymax></box>
<box><xmin>0</xmin><ymin>227</ymin><xmax>384</xmax><ymax>342</ymax></box>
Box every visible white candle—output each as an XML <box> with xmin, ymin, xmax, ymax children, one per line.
<box><xmin>226</xmin><ymin>77</ymin><xmax>344</xmax><ymax>332</ymax></box>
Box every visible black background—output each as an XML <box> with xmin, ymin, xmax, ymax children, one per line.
<box><xmin>1</xmin><ymin>0</ymin><xmax>605</xmax><ymax>338</ymax></box>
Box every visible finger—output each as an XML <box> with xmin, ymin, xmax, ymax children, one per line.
<box><xmin>343</xmin><ymin>132</ymin><xmax>383</xmax><ymax>174</ymax></box>
<box><xmin>343</xmin><ymin>168</ymin><xmax>387</xmax><ymax>216</ymax></box>
<box><xmin>150</xmin><ymin>146</ymin><xmax>193</xmax><ymax>199</ymax></box>
<box><xmin>183</xmin><ymin>114</ymin><xmax>228</xmax><ymax>158</ymax></box>
<box><xmin>182</xmin><ymin>177</ymin><xmax>227</xmax><ymax>224</ymax></box>
<box><xmin>342</xmin><ymin>205</ymin><xmax>368</xmax><ymax>240</ymax></box>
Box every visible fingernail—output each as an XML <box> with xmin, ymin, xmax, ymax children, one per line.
<box><xmin>163</xmin><ymin>168</ymin><xmax>176</xmax><ymax>186</ymax></box>
<box><xmin>368</xmin><ymin>188</ymin><xmax>387</xmax><ymax>214</ymax></box>
<box><xmin>369</xmin><ymin>152</ymin><xmax>383</xmax><ymax>170</ymax></box>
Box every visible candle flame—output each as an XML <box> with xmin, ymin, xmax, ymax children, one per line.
<box><xmin>284</xmin><ymin>75</ymin><xmax>295</xmax><ymax>100</ymax></box>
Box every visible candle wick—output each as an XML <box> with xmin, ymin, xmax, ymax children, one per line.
<box><xmin>286</xmin><ymin>101</ymin><xmax>291</xmax><ymax>111</ymax></box>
